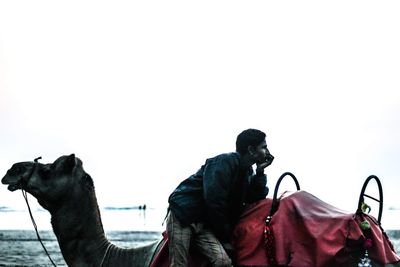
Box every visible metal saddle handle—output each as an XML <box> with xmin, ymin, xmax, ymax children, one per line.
<box><xmin>357</xmin><ymin>175</ymin><xmax>383</xmax><ymax>224</ymax></box>
<box><xmin>267</xmin><ymin>172</ymin><xmax>301</xmax><ymax>220</ymax></box>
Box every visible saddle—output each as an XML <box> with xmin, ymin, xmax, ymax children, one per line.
<box><xmin>150</xmin><ymin>173</ymin><xmax>400</xmax><ymax>267</ymax></box>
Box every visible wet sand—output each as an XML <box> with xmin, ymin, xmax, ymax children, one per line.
<box><xmin>0</xmin><ymin>230</ymin><xmax>162</xmax><ymax>266</ymax></box>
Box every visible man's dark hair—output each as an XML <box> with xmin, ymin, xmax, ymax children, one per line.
<box><xmin>236</xmin><ymin>128</ymin><xmax>266</xmax><ymax>155</ymax></box>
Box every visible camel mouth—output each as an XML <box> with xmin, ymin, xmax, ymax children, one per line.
<box><xmin>2</xmin><ymin>175</ymin><xmax>24</xmax><ymax>192</ymax></box>
<box><xmin>7</xmin><ymin>183</ymin><xmax>22</xmax><ymax>192</ymax></box>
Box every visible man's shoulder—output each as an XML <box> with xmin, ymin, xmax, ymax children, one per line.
<box><xmin>206</xmin><ymin>152</ymin><xmax>240</xmax><ymax>165</ymax></box>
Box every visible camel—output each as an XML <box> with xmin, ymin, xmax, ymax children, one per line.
<box><xmin>3</xmin><ymin>154</ymin><xmax>399</xmax><ymax>266</ymax></box>
<box><xmin>2</xmin><ymin>154</ymin><xmax>162</xmax><ymax>267</ymax></box>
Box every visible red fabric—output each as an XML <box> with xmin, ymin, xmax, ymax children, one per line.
<box><xmin>150</xmin><ymin>191</ymin><xmax>399</xmax><ymax>266</ymax></box>
<box><xmin>232</xmin><ymin>190</ymin><xmax>400</xmax><ymax>267</ymax></box>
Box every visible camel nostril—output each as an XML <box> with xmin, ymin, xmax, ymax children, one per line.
<box><xmin>2</xmin><ymin>176</ymin><xmax>11</xmax><ymax>185</ymax></box>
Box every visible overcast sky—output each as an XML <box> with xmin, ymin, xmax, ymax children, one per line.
<box><xmin>1</xmin><ymin>1</ymin><xmax>399</xmax><ymax>229</ymax></box>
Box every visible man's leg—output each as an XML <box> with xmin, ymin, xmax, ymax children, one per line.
<box><xmin>192</xmin><ymin>224</ymin><xmax>232</xmax><ymax>267</ymax></box>
<box><xmin>166</xmin><ymin>211</ymin><xmax>192</xmax><ymax>267</ymax></box>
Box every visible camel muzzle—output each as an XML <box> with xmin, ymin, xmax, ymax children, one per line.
<box><xmin>2</xmin><ymin>156</ymin><xmax>42</xmax><ymax>192</ymax></box>
<box><xmin>2</xmin><ymin>171</ymin><xmax>24</xmax><ymax>191</ymax></box>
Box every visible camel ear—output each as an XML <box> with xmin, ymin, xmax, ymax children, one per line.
<box><xmin>64</xmin><ymin>154</ymin><xmax>76</xmax><ymax>172</ymax></box>
<box><xmin>81</xmin><ymin>174</ymin><xmax>94</xmax><ymax>191</ymax></box>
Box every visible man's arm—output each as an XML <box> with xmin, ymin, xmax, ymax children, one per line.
<box><xmin>246</xmin><ymin>156</ymin><xmax>272</xmax><ymax>202</ymax></box>
<box><xmin>246</xmin><ymin>173</ymin><xmax>269</xmax><ymax>203</ymax></box>
<box><xmin>202</xmin><ymin>157</ymin><xmax>236</xmax><ymax>243</ymax></box>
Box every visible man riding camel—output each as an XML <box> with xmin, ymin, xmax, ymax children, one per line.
<box><xmin>167</xmin><ymin>128</ymin><xmax>274</xmax><ymax>266</ymax></box>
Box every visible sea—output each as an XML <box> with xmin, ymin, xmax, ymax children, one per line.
<box><xmin>0</xmin><ymin>206</ymin><xmax>399</xmax><ymax>266</ymax></box>
<box><xmin>0</xmin><ymin>207</ymin><xmax>166</xmax><ymax>266</ymax></box>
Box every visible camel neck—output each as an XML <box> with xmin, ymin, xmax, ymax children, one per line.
<box><xmin>51</xmin><ymin>188</ymin><xmax>110</xmax><ymax>266</ymax></box>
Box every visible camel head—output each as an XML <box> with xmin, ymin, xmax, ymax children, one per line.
<box><xmin>2</xmin><ymin>154</ymin><xmax>93</xmax><ymax>212</ymax></box>
<box><xmin>2</xmin><ymin>159</ymin><xmax>39</xmax><ymax>192</ymax></box>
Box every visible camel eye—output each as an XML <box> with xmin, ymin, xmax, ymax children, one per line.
<box><xmin>9</xmin><ymin>166</ymin><xmax>24</xmax><ymax>176</ymax></box>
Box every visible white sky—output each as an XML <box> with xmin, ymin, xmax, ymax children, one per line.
<box><xmin>1</xmin><ymin>1</ymin><xmax>399</xmax><ymax>229</ymax></box>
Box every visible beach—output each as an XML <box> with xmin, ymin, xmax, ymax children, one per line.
<box><xmin>0</xmin><ymin>230</ymin><xmax>162</xmax><ymax>266</ymax></box>
<box><xmin>0</xmin><ymin>207</ymin><xmax>166</xmax><ymax>266</ymax></box>
<box><xmin>0</xmin><ymin>207</ymin><xmax>399</xmax><ymax>266</ymax></box>
<box><xmin>1</xmin><ymin>229</ymin><xmax>399</xmax><ymax>266</ymax></box>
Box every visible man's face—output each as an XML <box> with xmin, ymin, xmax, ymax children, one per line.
<box><xmin>252</xmin><ymin>140</ymin><xmax>273</xmax><ymax>164</ymax></box>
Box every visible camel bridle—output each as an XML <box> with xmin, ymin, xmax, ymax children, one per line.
<box><xmin>21</xmin><ymin>156</ymin><xmax>58</xmax><ymax>267</ymax></box>
<box><xmin>21</xmin><ymin>156</ymin><xmax>110</xmax><ymax>267</ymax></box>
<box><xmin>13</xmin><ymin>156</ymin><xmax>42</xmax><ymax>190</ymax></box>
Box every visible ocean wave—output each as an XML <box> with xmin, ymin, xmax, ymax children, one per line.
<box><xmin>103</xmin><ymin>205</ymin><xmax>148</xmax><ymax>210</ymax></box>
<box><xmin>0</xmin><ymin>230</ymin><xmax>162</xmax><ymax>242</ymax></box>
<box><xmin>0</xmin><ymin>230</ymin><xmax>162</xmax><ymax>266</ymax></box>
<box><xmin>0</xmin><ymin>205</ymin><xmax>151</xmax><ymax>212</ymax></box>
<box><xmin>0</xmin><ymin>207</ymin><xmax>13</xmax><ymax>212</ymax></box>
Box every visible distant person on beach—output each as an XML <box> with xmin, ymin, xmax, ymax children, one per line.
<box><xmin>167</xmin><ymin>128</ymin><xmax>274</xmax><ymax>266</ymax></box>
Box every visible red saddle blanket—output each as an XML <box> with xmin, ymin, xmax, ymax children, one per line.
<box><xmin>150</xmin><ymin>191</ymin><xmax>399</xmax><ymax>267</ymax></box>
<box><xmin>233</xmin><ymin>190</ymin><xmax>399</xmax><ymax>266</ymax></box>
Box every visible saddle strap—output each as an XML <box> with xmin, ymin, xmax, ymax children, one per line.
<box><xmin>264</xmin><ymin>224</ymin><xmax>277</xmax><ymax>266</ymax></box>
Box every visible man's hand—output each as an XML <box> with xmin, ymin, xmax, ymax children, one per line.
<box><xmin>256</xmin><ymin>154</ymin><xmax>274</xmax><ymax>175</ymax></box>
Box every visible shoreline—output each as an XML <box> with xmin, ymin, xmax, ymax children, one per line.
<box><xmin>0</xmin><ymin>229</ymin><xmax>398</xmax><ymax>266</ymax></box>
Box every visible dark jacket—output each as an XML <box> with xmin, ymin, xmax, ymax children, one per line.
<box><xmin>168</xmin><ymin>152</ymin><xmax>269</xmax><ymax>242</ymax></box>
